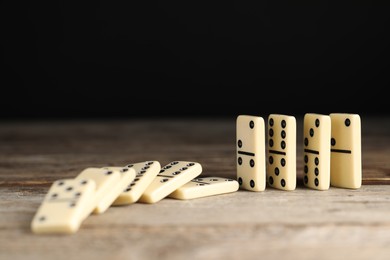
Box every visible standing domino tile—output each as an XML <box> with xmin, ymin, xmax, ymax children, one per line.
<box><xmin>330</xmin><ymin>113</ymin><xmax>362</xmax><ymax>189</ymax></box>
<box><xmin>112</xmin><ymin>161</ymin><xmax>161</xmax><ymax>205</ymax></box>
<box><xmin>168</xmin><ymin>177</ymin><xmax>239</xmax><ymax>200</ymax></box>
<box><xmin>138</xmin><ymin>161</ymin><xmax>202</xmax><ymax>204</ymax></box>
<box><xmin>266</xmin><ymin>114</ymin><xmax>296</xmax><ymax>191</ymax></box>
<box><xmin>97</xmin><ymin>166</ymin><xmax>136</xmax><ymax>212</ymax></box>
<box><xmin>75</xmin><ymin>167</ymin><xmax>122</xmax><ymax>218</ymax></box>
<box><xmin>236</xmin><ymin>115</ymin><xmax>266</xmax><ymax>191</ymax></box>
<box><xmin>31</xmin><ymin>178</ymin><xmax>96</xmax><ymax>234</ymax></box>
<box><xmin>303</xmin><ymin>113</ymin><xmax>331</xmax><ymax>190</ymax></box>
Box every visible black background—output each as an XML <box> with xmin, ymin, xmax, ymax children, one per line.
<box><xmin>2</xmin><ymin>2</ymin><xmax>390</xmax><ymax>120</ymax></box>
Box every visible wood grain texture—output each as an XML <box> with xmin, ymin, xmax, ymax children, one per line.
<box><xmin>1</xmin><ymin>115</ymin><xmax>390</xmax><ymax>260</ymax></box>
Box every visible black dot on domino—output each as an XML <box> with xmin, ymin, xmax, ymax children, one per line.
<box><xmin>281</xmin><ymin>120</ymin><xmax>286</xmax><ymax>128</ymax></box>
<box><xmin>39</xmin><ymin>216</ymin><xmax>46</xmax><ymax>222</ymax></box>
<box><xmin>281</xmin><ymin>179</ymin><xmax>286</xmax><ymax>187</ymax></box>
<box><xmin>238</xmin><ymin>140</ymin><xmax>242</xmax><ymax>148</ymax></box>
<box><xmin>269</xmin><ymin>128</ymin><xmax>274</xmax><ymax>137</ymax></box>
<box><xmin>269</xmin><ymin>118</ymin><xmax>274</xmax><ymax>126</ymax></box>
<box><xmin>281</xmin><ymin>140</ymin><xmax>286</xmax><ymax>149</ymax></box>
<box><xmin>304</xmin><ymin>165</ymin><xmax>308</xmax><ymax>174</ymax></box>
<box><xmin>310</xmin><ymin>128</ymin><xmax>314</xmax><ymax>137</ymax></box>
<box><xmin>160</xmin><ymin>178</ymin><xmax>169</xmax><ymax>183</ymax></box>
<box><xmin>281</xmin><ymin>130</ymin><xmax>286</xmax><ymax>139</ymax></box>
<box><xmin>315</xmin><ymin>118</ymin><xmax>320</xmax><ymax>127</ymax></box>
<box><xmin>345</xmin><ymin>118</ymin><xmax>351</xmax><ymax>127</ymax></box>
<box><xmin>281</xmin><ymin>158</ymin><xmax>286</xmax><ymax>167</ymax></box>
<box><xmin>269</xmin><ymin>176</ymin><xmax>274</xmax><ymax>185</ymax></box>
<box><xmin>238</xmin><ymin>157</ymin><xmax>242</xmax><ymax>165</ymax></box>
<box><xmin>238</xmin><ymin>177</ymin><xmax>243</xmax><ymax>185</ymax></box>
<box><xmin>106</xmin><ymin>171</ymin><xmax>113</xmax><ymax>175</ymax></box>
<box><xmin>315</xmin><ymin>178</ymin><xmax>319</xmax><ymax>186</ymax></box>
<box><xmin>269</xmin><ymin>156</ymin><xmax>273</xmax><ymax>164</ymax></box>
<box><xmin>304</xmin><ymin>138</ymin><xmax>308</xmax><ymax>146</ymax></box>
<box><xmin>315</xmin><ymin>157</ymin><xmax>319</xmax><ymax>165</ymax></box>
<box><xmin>331</xmin><ymin>138</ymin><xmax>336</xmax><ymax>146</ymax></box>
<box><xmin>315</xmin><ymin>168</ymin><xmax>319</xmax><ymax>176</ymax></box>
<box><xmin>304</xmin><ymin>175</ymin><xmax>308</xmax><ymax>184</ymax></box>
<box><xmin>249</xmin><ymin>159</ymin><xmax>255</xmax><ymax>167</ymax></box>
<box><xmin>275</xmin><ymin>167</ymin><xmax>279</xmax><ymax>176</ymax></box>
<box><xmin>250</xmin><ymin>180</ymin><xmax>255</xmax><ymax>188</ymax></box>
<box><xmin>249</xmin><ymin>120</ymin><xmax>254</xmax><ymax>129</ymax></box>
<box><xmin>304</xmin><ymin>155</ymin><xmax>308</xmax><ymax>163</ymax></box>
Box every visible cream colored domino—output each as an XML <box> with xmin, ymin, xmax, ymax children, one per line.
<box><xmin>303</xmin><ymin>113</ymin><xmax>331</xmax><ymax>190</ymax></box>
<box><xmin>138</xmin><ymin>161</ymin><xmax>202</xmax><ymax>204</ymax></box>
<box><xmin>75</xmin><ymin>167</ymin><xmax>121</xmax><ymax>218</ymax></box>
<box><xmin>330</xmin><ymin>113</ymin><xmax>362</xmax><ymax>189</ymax></box>
<box><xmin>96</xmin><ymin>166</ymin><xmax>136</xmax><ymax>213</ymax></box>
<box><xmin>266</xmin><ymin>114</ymin><xmax>296</xmax><ymax>191</ymax></box>
<box><xmin>112</xmin><ymin>161</ymin><xmax>161</xmax><ymax>205</ymax></box>
<box><xmin>236</xmin><ymin>115</ymin><xmax>266</xmax><ymax>191</ymax></box>
<box><xmin>168</xmin><ymin>177</ymin><xmax>239</xmax><ymax>200</ymax></box>
<box><xmin>31</xmin><ymin>178</ymin><xmax>96</xmax><ymax>234</ymax></box>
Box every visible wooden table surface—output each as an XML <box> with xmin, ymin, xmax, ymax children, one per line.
<box><xmin>1</xmin><ymin>115</ymin><xmax>390</xmax><ymax>260</ymax></box>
